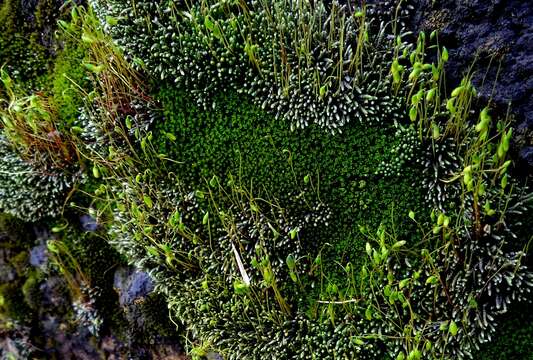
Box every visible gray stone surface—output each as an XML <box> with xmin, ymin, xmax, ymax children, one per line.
<box><xmin>367</xmin><ymin>0</ymin><xmax>532</xmax><ymax>171</ymax></box>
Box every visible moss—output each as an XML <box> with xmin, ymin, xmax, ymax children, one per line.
<box><xmin>0</xmin><ymin>283</ymin><xmax>30</xmax><ymax>322</ymax></box>
<box><xmin>60</xmin><ymin>226</ymin><xmax>127</xmax><ymax>332</ymax></box>
<box><xmin>1</xmin><ymin>1</ymin><xmax>528</xmax><ymax>357</ymax></box>
<box><xmin>0</xmin><ymin>215</ymin><xmax>34</xmax><ymax>324</ymax></box>
<box><xmin>66</xmin><ymin>230</ymin><xmax>121</xmax><ymax>288</ymax></box>
<box><xmin>50</xmin><ymin>29</ymin><xmax>90</xmax><ymax>128</ymax></box>
<box><xmin>21</xmin><ymin>271</ymin><xmax>43</xmax><ymax>310</ymax></box>
<box><xmin>8</xmin><ymin>251</ymin><xmax>29</xmax><ymax>277</ymax></box>
<box><xmin>0</xmin><ymin>0</ymin><xmax>87</xmax><ymax>123</ymax></box>
<box><xmin>153</xmin><ymin>90</ymin><xmax>426</xmax><ymax>285</ymax></box>
<box><xmin>473</xmin><ymin>303</ymin><xmax>533</xmax><ymax>360</ymax></box>
<box><xmin>129</xmin><ymin>293</ymin><xmax>180</xmax><ymax>341</ymax></box>
<box><xmin>34</xmin><ymin>0</ymin><xmax>60</xmax><ymax>33</ymax></box>
<box><xmin>0</xmin><ymin>213</ymin><xmax>33</xmax><ymax>247</ymax></box>
<box><xmin>0</xmin><ymin>0</ymin><xmax>52</xmax><ymax>89</ymax></box>
<box><xmin>148</xmin><ymin>89</ymin><xmax>430</xmax><ymax>331</ymax></box>
<box><xmin>0</xmin><ymin>136</ymin><xmax>74</xmax><ymax>222</ymax></box>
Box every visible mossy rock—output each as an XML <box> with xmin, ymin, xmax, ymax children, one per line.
<box><xmin>0</xmin><ymin>282</ymin><xmax>30</xmax><ymax>322</ymax></box>
<box><xmin>153</xmin><ymin>90</ymin><xmax>426</xmax><ymax>285</ymax></box>
<box><xmin>50</xmin><ymin>25</ymin><xmax>90</xmax><ymax>128</ymax></box>
<box><xmin>0</xmin><ymin>0</ymin><xmax>54</xmax><ymax>88</ymax></box>
<box><xmin>8</xmin><ymin>251</ymin><xmax>28</xmax><ymax>277</ymax></box>
<box><xmin>21</xmin><ymin>270</ymin><xmax>44</xmax><ymax>311</ymax></box>
<box><xmin>0</xmin><ymin>213</ymin><xmax>33</xmax><ymax>247</ymax></box>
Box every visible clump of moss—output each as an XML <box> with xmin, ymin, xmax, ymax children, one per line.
<box><xmin>0</xmin><ymin>213</ymin><xmax>33</xmax><ymax>246</ymax></box>
<box><xmin>21</xmin><ymin>271</ymin><xmax>44</xmax><ymax>311</ymax></box>
<box><xmin>0</xmin><ymin>215</ymin><xmax>33</xmax><ymax>324</ymax></box>
<box><xmin>50</xmin><ymin>39</ymin><xmax>90</xmax><ymax>128</ymax></box>
<box><xmin>0</xmin><ymin>282</ymin><xmax>31</xmax><ymax>323</ymax></box>
<box><xmin>61</xmin><ymin>227</ymin><xmax>124</xmax><ymax>325</ymax></box>
<box><xmin>99</xmin><ymin>3</ymin><xmax>532</xmax><ymax>355</ymax></box>
<box><xmin>0</xmin><ymin>0</ymin><xmax>61</xmax><ymax>89</ymax></box>
<box><xmin>0</xmin><ymin>1</ymin><xmax>526</xmax><ymax>359</ymax></box>
<box><xmin>0</xmin><ymin>136</ymin><xmax>73</xmax><ymax>222</ymax></box>
<box><xmin>154</xmin><ymin>89</ymin><xmax>426</xmax><ymax>275</ymax></box>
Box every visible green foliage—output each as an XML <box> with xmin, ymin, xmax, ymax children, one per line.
<box><xmin>0</xmin><ymin>1</ymin><xmax>530</xmax><ymax>359</ymax></box>
<box><xmin>125</xmin><ymin>292</ymin><xmax>180</xmax><ymax>343</ymax></box>
<box><xmin>0</xmin><ymin>2</ymin><xmax>94</xmax><ymax>222</ymax></box>
<box><xmin>92</xmin><ymin>0</ymin><xmax>406</xmax><ymax>131</ymax></box>
<box><xmin>0</xmin><ymin>215</ymin><xmax>33</xmax><ymax>324</ymax></box>
<box><xmin>0</xmin><ymin>1</ymin><xmax>89</xmax><ymax>223</ymax></box>
<box><xmin>0</xmin><ymin>213</ymin><xmax>32</xmax><ymax>246</ymax></box>
<box><xmin>51</xmin><ymin>38</ymin><xmax>90</xmax><ymax>128</ymax></box>
<box><xmin>94</xmin><ymin>85</ymin><xmax>427</xmax><ymax>358</ymax></box>
<box><xmin>0</xmin><ymin>0</ymin><xmax>59</xmax><ymax>89</ymax></box>
<box><xmin>154</xmin><ymin>89</ymin><xmax>425</xmax><ymax>269</ymax></box>
<box><xmin>0</xmin><ymin>283</ymin><xmax>31</xmax><ymax>323</ymax></box>
<box><xmin>76</xmin><ymin>1</ymin><xmax>533</xmax><ymax>358</ymax></box>
<box><xmin>51</xmin><ymin>224</ymin><xmax>126</xmax><ymax>334</ymax></box>
<box><xmin>21</xmin><ymin>271</ymin><xmax>43</xmax><ymax>311</ymax></box>
<box><xmin>0</xmin><ymin>70</ymin><xmax>80</xmax><ymax>170</ymax></box>
<box><xmin>0</xmin><ymin>136</ymin><xmax>73</xmax><ymax>222</ymax></box>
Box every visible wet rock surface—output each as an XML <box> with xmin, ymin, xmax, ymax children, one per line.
<box><xmin>367</xmin><ymin>0</ymin><xmax>532</xmax><ymax>171</ymax></box>
<box><xmin>409</xmin><ymin>0</ymin><xmax>531</xmax><ymax>126</ymax></box>
<box><xmin>80</xmin><ymin>214</ymin><xmax>100</xmax><ymax>232</ymax></box>
<box><xmin>519</xmin><ymin>146</ymin><xmax>533</xmax><ymax>168</ymax></box>
<box><xmin>406</xmin><ymin>0</ymin><xmax>533</xmax><ymax>168</ymax></box>
<box><xmin>29</xmin><ymin>244</ymin><xmax>48</xmax><ymax>269</ymax></box>
<box><xmin>0</xmin><ymin>217</ymin><xmax>185</xmax><ymax>360</ymax></box>
<box><xmin>113</xmin><ymin>267</ymin><xmax>155</xmax><ymax>306</ymax></box>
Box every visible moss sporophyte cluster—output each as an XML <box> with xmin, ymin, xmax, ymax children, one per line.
<box><xmin>0</xmin><ymin>1</ymin><xmax>532</xmax><ymax>359</ymax></box>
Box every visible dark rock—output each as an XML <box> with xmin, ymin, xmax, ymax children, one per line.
<box><xmin>207</xmin><ymin>352</ymin><xmax>225</xmax><ymax>360</ymax></box>
<box><xmin>80</xmin><ymin>214</ymin><xmax>99</xmax><ymax>232</ymax></box>
<box><xmin>0</xmin><ymin>248</ymin><xmax>17</xmax><ymax>282</ymax></box>
<box><xmin>519</xmin><ymin>146</ymin><xmax>533</xmax><ymax>168</ymax></box>
<box><xmin>41</xmin><ymin>314</ymin><xmax>61</xmax><ymax>334</ymax></box>
<box><xmin>113</xmin><ymin>267</ymin><xmax>154</xmax><ymax>306</ymax></box>
<box><xmin>29</xmin><ymin>245</ymin><xmax>48</xmax><ymax>269</ymax></box>
<box><xmin>406</xmin><ymin>0</ymin><xmax>532</xmax><ymax>133</ymax></box>
<box><xmin>39</xmin><ymin>276</ymin><xmax>69</xmax><ymax>309</ymax></box>
<box><xmin>100</xmin><ymin>335</ymin><xmax>128</xmax><ymax>359</ymax></box>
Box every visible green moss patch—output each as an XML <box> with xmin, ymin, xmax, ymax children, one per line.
<box><xmin>153</xmin><ymin>89</ymin><xmax>426</xmax><ymax>300</ymax></box>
